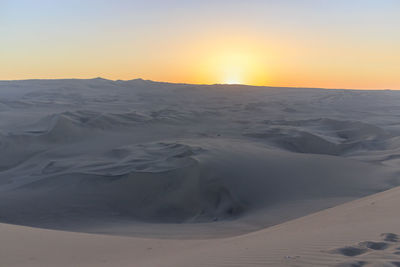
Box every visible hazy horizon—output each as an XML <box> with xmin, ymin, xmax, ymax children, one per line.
<box><xmin>1</xmin><ymin>76</ymin><xmax>398</xmax><ymax>91</ymax></box>
<box><xmin>2</xmin><ymin>0</ymin><xmax>399</xmax><ymax>89</ymax></box>
<box><xmin>2</xmin><ymin>2</ymin><xmax>400</xmax><ymax>267</ymax></box>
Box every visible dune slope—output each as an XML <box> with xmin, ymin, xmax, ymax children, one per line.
<box><xmin>0</xmin><ymin>79</ymin><xmax>399</xmax><ymax>238</ymax></box>
<box><xmin>1</xmin><ymin>185</ymin><xmax>400</xmax><ymax>266</ymax></box>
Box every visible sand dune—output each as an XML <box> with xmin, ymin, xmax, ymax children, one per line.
<box><xmin>0</xmin><ymin>79</ymin><xmax>400</xmax><ymax>265</ymax></box>
<box><xmin>1</xmin><ymin>184</ymin><xmax>400</xmax><ymax>266</ymax></box>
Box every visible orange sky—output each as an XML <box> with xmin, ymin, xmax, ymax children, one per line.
<box><xmin>2</xmin><ymin>1</ymin><xmax>400</xmax><ymax>89</ymax></box>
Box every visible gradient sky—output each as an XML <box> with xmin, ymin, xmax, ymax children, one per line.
<box><xmin>1</xmin><ymin>0</ymin><xmax>399</xmax><ymax>89</ymax></box>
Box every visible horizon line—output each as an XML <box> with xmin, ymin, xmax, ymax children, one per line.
<box><xmin>0</xmin><ymin>77</ymin><xmax>396</xmax><ymax>91</ymax></box>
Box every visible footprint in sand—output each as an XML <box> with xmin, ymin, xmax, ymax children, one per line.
<box><xmin>359</xmin><ymin>241</ymin><xmax>390</xmax><ymax>251</ymax></box>
<box><xmin>333</xmin><ymin>246</ymin><xmax>369</xmax><ymax>257</ymax></box>
<box><xmin>337</xmin><ymin>261</ymin><xmax>400</xmax><ymax>267</ymax></box>
<box><xmin>382</xmin><ymin>233</ymin><xmax>400</xmax><ymax>243</ymax></box>
<box><xmin>331</xmin><ymin>241</ymin><xmax>389</xmax><ymax>257</ymax></box>
<box><xmin>335</xmin><ymin>260</ymin><xmax>367</xmax><ymax>267</ymax></box>
<box><xmin>333</xmin><ymin>233</ymin><xmax>400</xmax><ymax>267</ymax></box>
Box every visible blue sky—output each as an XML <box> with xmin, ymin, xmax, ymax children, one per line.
<box><xmin>1</xmin><ymin>0</ymin><xmax>399</xmax><ymax>89</ymax></box>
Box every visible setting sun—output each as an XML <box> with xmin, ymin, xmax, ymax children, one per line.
<box><xmin>223</xmin><ymin>77</ymin><xmax>242</xmax><ymax>85</ymax></box>
<box><xmin>2</xmin><ymin>1</ymin><xmax>400</xmax><ymax>265</ymax></box>
<box><xmin>221</xmin><ymin>64</ymin><xmax>244</xmax><ymax>84</ymax></box>
<box><xmin>1</xmin><ymin>0</ymin><xmax>399</xmax><ymax>90</ymax></box>
<box><xmin>196</xmin><ymin>41</ymin><xmax>271</xmax><ymax>86</ymax></box>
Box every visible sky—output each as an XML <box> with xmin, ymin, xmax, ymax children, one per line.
<box><xmin>1</xmin><ymin>0</ymin><xmax>399</xmax><ymax>89</ymax></box>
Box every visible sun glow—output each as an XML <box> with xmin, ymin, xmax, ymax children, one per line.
<box><xmin>217</xmin><ymin>53</ymin><xmax>250</xmax><ymax>85</ymax></box>
<box><xmin>224</xmin><ymin>77</ymin><xmax>242</xmax><ymax>85</ymax></box>
<box><xmin>222</xmin><ymin>66</ymin><xmax>244</xmax><ymax>85</ymax></box>
<box><xmin>197</xmin><ymin>41</ymin><xmax>271</xmax><ymax>86</ymax></box>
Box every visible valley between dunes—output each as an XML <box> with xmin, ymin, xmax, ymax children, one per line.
<box><xmin>0</xmin><ymin>78</ymin><xmax>400</xmax><ymax>266</ymax></box>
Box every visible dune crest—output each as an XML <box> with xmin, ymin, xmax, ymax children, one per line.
<box><xmin>0</xmin><ymin>79</ymin><xmax>399</xmax><ymax>238</ymax></box>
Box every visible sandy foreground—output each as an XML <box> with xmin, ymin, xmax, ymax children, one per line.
<box><xmin>0</xmin><ymin>186</ymin><xmax>399</xmax><ymax>267</ymax></box>
<box><xmin>1</xmin><ymin>79</ymin><xmax>400</xmax><ymax>266</ymax></box>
